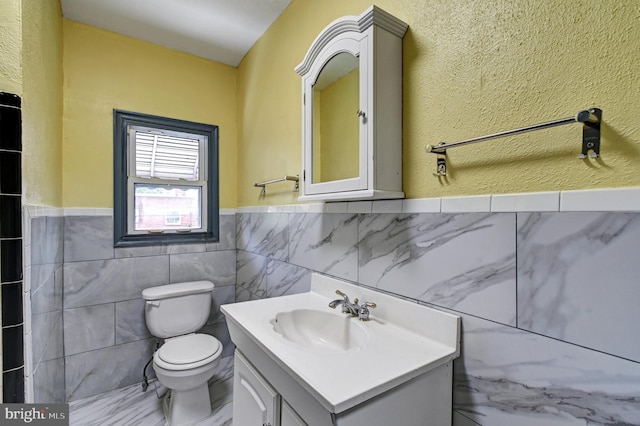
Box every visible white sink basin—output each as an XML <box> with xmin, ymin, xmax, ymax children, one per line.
<box><xmin>221</xmin><ymin>273</ymin><xmax>460</xmax><ymax>413</ymax></box>
<box><xmin>272</xmin><ymin>309</ymin><xmax>369</xmax><ymax>352</ymax></box>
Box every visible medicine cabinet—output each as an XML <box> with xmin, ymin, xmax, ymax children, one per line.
<box><xmin>296</xmin><ymin>6</ymin><xmax>408</xmax><ymax>201</ymax></box>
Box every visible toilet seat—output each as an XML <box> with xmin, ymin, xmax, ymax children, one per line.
<box><xmin>155</xmin><ymin>333</ymin><xmax>222</xmax><ymax>371</ymax></box>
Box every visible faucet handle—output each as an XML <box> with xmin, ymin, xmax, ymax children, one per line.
<box><xmin>335</xmin><ymin>289</ymin><xmax>349</xmax><ymax>301</ymax></box>
<box><xmin>358</xmin><ymin>301</ymin><xmax>377</xmax><ymax>321</ymax></box>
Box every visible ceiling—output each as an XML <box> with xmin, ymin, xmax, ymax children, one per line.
<box><xmin>60</xmin><ymin>0</ymin><xmax>292</xmax><ymax>67</ymax></box>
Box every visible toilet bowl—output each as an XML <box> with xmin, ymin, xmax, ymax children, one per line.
<box><xmin>154</xmin><ymin>333</ymin><xmax>222</xmax><ymax>425</ymax></box>
<box><xmin>142</xmin><ymin>281</ymin><xmax>223</xmax><ymax>426</ymax></box>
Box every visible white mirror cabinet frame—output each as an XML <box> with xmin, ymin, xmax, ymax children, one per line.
<box><xmin>296</xmin><ymin>6</ymin><xmax>408</xmax><ymax>202</ymax></box>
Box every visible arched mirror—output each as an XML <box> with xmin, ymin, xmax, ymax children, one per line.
<box><xmin>312</xmin><ymin>52</ymin><xmax>360</xmax><ymax>184</ymax></box>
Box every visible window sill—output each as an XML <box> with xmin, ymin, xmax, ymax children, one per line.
<box><xmin>114</xmin><ymin>231</ymin><xmax>219</xmax><ymax>247</ymax></box>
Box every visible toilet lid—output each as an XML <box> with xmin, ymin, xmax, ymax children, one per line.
<box><xmin>158</xmin><ymin>334</ymin><xmax>221</xmax><ymax>365</ymax></box>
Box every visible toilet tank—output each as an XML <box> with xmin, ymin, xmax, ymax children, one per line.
<box><xmin>142</xmin><ymin>280</ymin><xmax>214</xmax><ymax>338</ymax></box>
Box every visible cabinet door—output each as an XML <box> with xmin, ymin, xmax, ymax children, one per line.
<box><xmin>280</xmin><ymin>400</ymin><xmax>308</xmax><ymax>426</ymax></box>
<box><xmin>234</xmin><ymin>351</ymin><xmax>280</xmax><ymax>426</ymax></box>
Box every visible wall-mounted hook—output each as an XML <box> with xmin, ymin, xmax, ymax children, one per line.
<box><xmin>433</xmin><ymin>156</ymin><xmax>447</xmax><ymax>177</ymax></box>
<box><xmin>426</xmin><ymin>144</ymin><xmax>447</xmax><ymax>177</ymax></box>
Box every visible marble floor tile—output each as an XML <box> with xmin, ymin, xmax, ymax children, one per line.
<box><xmin>69</xmin><ymin>379</ymin><xmax>233</xmax><ymax>426</ymax></box>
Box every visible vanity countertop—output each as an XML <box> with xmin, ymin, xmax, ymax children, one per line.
<box><xmin>221</xmin><ymin>273</ymin><xmax>460</xmax><ymax>413</ymax></box>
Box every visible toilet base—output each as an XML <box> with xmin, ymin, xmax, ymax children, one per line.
<box><xmin>163</xmin><ymin>385</ymin><xmax>212</xmax><ymax>426</ymax></box>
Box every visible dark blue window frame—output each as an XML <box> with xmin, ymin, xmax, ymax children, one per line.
<box><xmin>113</xmin><ymin>110</ymin><xmax>219</xmax><ymax>246</ymax></box>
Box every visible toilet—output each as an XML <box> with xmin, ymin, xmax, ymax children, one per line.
<box><xmin>142</xmin><ymin>280</ymin><xmax>223</xmax><ymax>426</ymax></box>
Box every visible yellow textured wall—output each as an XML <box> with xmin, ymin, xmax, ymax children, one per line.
<box><xmin>21</xmin><ymin>0</ymin><xmax>63</xmax><ymax>206</ymax></box>
<box><xmin>237</xmin><ymin>0</ymin><xmax>640</xmax><ymax>206</ymax></box>
<box><xmin>62</xmin><ymin>20</ymin><xmax>238</xmax><ymax>208</ymax></box>
<box><xmin>0</xmin><ymin>0</ymin><xmax>22</xmax><ymax>95</ymax></box>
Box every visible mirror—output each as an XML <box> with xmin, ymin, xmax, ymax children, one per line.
<box><xmin>312</xmin><ymin>52</ymin><xmax>359</xmax><ymax>184</ymax></box>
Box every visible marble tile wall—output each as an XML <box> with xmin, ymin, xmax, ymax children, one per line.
<box><xmin>517</xmin><ymin>212</ymin><xmax>640</xmax><ymax>362</ymax></box>
<box><xmin>237</xmin><ymin>210</ymin><xmax>640</xmax><ymax>425</ymax></box>
<box><xmin>21</xmin><ymin>201</ymin><xmax>640</xmax><ymax>423</ymax></box>
<box><xmin>61</xmin><ymin>213</ymin><xmax>237</xmax><ymax>401</ymax></box>
<box><xmin>236</xmin><ymin>213</ymin><xmax>312</xmax><ymax>302</ymax></box>
<box><xmin>26</xmin><ymin>209</ymin><xmax>65</xmax><ymax>404</ymax></box>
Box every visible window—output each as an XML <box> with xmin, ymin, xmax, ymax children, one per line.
<box><xmin>114</xmin><ymin>110</ymin><xmax>219</xmax><ymax>246</ymax></box>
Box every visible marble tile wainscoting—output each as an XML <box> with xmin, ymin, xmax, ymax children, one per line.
<box><xmin>236</xmin><ymin>199</ymin><xmax>640</xmax><ymax>425</ymax></box>
<box><xmin>24</xmin><ymin>206</ymin><xmax>64</xmax><ymax>403</ymax></box>
<box><xmin>18</xmin><ymin>188</ymin><xmax>640</xmax><ymax>426</ymax></box>
<box><xmin>23</xmin><ymin>210</ymin><xmax>237</xmax><ymax>403</ymax></box>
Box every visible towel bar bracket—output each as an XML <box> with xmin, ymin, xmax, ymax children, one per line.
<box><xmin>433</xmin><ymin>154</ymin><xmax>447</xmax><ymax>177</ymax></box>
<box><xmin>580</xmin><ymin>108</ymin><xmax>602</xmax><ymax>159</ymax></box>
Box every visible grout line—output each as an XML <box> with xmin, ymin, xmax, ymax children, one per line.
<box><xmin>113</xmin><ymin>302</ymin><xmax>117</xmax><ymax>347</ymax></box>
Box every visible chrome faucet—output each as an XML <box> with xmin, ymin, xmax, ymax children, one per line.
<box><xmin>329</xmin><ymin>290</ymin><xmax>376</xmax><ymax>321</ymax></box>
<box><xmin>328</xmin><ymin>290</ymin><xmax>359</xmax><ymax>315</ymax></box>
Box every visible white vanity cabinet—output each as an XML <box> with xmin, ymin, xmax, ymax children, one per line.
<box><xmin>233</xmin><ymin>347</ymin><xmax>454</xmax><ymax>426</ymax></box>
<box><xmin>223</xmin><ymin>273</ymin><xmax>461</xmax><ymax>426</ymax></box>
<box><xmin>281</xmin><ymin>401</ymin><xmax>307</xmax><ymax>426</ymax></box>
<box><xmin>233</xmin><ymin>351</ymin><xmax>316</xmax><ymax>426</ymax></box>
<box><xmin>234</xmin><ymin>351</ymin><xmax>312</xmax><ymax>426</ymax></box>
<box><xmin>296</xmin><ymin>6</ymin><xmax>408</xmax><ymax>202</ymax></box>
<box><xmin>233</xmin><ymin>351</ymin><xmax>280</xmax><ymax>426</ymax></box>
